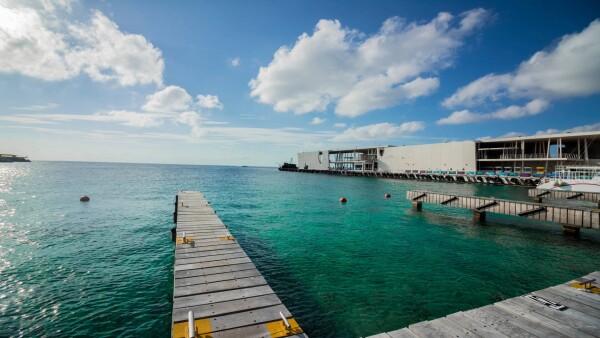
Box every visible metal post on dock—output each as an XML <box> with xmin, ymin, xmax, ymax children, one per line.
<box><xmin>188</xmin><ymin>310</ymin><xmax>195</xmax><ymax>338</ymax></box>
<box><xmin>412</xmin><ymin>201</ymin><xmax>422</xmax><ymax>211</ymax></box>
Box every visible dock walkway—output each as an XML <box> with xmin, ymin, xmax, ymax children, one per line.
<box><xmin>172</xmin><ymin>191</ymin><xmax>306</xmax><ymax>338</ymax></box>
<box><xmin>407</xmin><ymin>190</ymin><xmax>600</xmax><ymax>233</ymax></box>
<box><xmin>368</xmin><ymin>271</ymin><xmax>600</xmax><ymax>338</ymax></box>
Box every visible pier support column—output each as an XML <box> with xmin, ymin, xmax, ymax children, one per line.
<box><xmin>473</xmin><ymin>210</ymin><xmax>486</xmax><ymax>223</ymax></box>
<box><xmin>412</xmin><ymin>201</ymin><xmax>422</xmax><ymax>211</ymax></box>
<box><xmin>563</xmin><ymin>225</ymin><xmax>580</xmax><ymax>235</ymax></box>
<box><xmin>533</xmin><ymin>196</ymin><xmax>543</xmax><ymax>203</ymax></box>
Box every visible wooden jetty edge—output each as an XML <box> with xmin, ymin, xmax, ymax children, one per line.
<box><xmin>367</xmin><ymin>271</ymin><xmax>600</xmax><ymax>338</ymax></box>
<box><xmin>528</xmin><ymin>188</ymin><xmax>600</xmax><ymax>207</ymax></box>
<box><xmin>172</xmin><ymin>191</ymin><xmax>306</xmax><ymax>338</ymax></box>
<box><xmin>407</xmin><ymin>190</ymin><xmax>600</xmax><ymax>234</ymax></box>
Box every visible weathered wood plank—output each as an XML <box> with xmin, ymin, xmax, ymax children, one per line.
<box><xmin>172</xmin><ymin>294</ymin><xmax>282</xmax><ymax>322</ymax></box>
<box><xmin>174</xmin><ymin>276</ymin><xmax>269</xmax><ymax>297</ymax></box>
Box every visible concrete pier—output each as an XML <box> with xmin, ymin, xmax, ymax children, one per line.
<box><xmin>368</xmin><ymin>271</ymin><xmax>600</xmax><ymax>338</ymax></box>
<box><xmin>171</xmin><ymin>191</ymin><xmax>306</xmax><ymax>338</ymax></box>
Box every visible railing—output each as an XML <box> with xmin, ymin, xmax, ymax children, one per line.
<box><xmin>479</xmin><ymin>153</ymin><xmax>581</xmax><ymax>160</ymax></box>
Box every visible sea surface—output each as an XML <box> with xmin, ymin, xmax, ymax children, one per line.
<box><xmin>0</xmin><ymin>161</ymin><xmax>598</xmax><ymax>337</ymax></box>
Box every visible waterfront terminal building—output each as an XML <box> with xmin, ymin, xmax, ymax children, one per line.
<box><xmin>297</xmin><ymin>131</ymin><xmax>600</xmax><ymax>178</ymax></box>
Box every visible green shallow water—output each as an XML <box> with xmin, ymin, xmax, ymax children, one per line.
<box><xmin>0</xmin><ymin>162</ymin><xmax>598</xmax><ymax>337</ymax></box>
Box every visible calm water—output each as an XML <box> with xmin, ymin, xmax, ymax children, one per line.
<box><xmin>0</xmin><ymin>162</ymin><xmax>598</xmax><ymax>337</ymax></box>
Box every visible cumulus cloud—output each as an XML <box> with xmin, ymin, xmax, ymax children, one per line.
<box><xmin>333</xmin><ymin>123</ymin><xmax>346</xmax><ymax>128</ymax></box>
<box><xmin>437</xmin><ymin>99</ymin><xmax>550</xmax><ymax>125</ymax></box>
<box><xmin>440</xmin><ymin>19</ymin><xmax>600</xmax><ymax>124</ymax></box>
<box><xmin>196</xmin><ymin>95</ymin><xmax>224</xmax><ymax>110</ymax></box>
<box><xmin>475</xmin><ymin>122</ymin><xmax>600</xmax><ymax>140</ymax></box>
<box><xmin>333</xmin><ymin>121</ymin><xmax>424</xmax><ymax>141</ymax></box>
<box><xmin>142</xmin><ymin>85</ymin><xmax>193</xmax><ymax>113</ymax></box>
<box><xmin>311</xmin><ymin>117</ymin><xmax>326</xmax><ymax>125</ymax></box>
<box><xmin>1</xmin><ymin>85</ymin><xmax>223</xmax><ymax>135</ymax></box>
<box><xmin>230</xmin><ymin>57</ymin><xmax>240</xmax><ymax>67</ymax></box>
<box><xmin>250</xmin><ymin>9</ymin><xmax>490</xmax><ymax>117</ymax></box>
<box><xmin>0</xmin><ymin>3</ymin><xmax>164</xmax><ymax>86</ymax></box>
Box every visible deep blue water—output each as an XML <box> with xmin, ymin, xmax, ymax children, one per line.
<box><xmin>0</xmin><ymin>162</ymin><xmax>598</xmax><ymax>337</ymax></box>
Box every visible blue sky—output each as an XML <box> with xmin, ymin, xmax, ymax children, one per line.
<box><xmin>1</xmin><ymin>0</ymin><xmax>599</xmax><ymax>165</ymax></box>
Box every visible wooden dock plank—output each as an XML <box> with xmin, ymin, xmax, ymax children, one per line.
<box><xmin>174</xmin><ymin>276</ymin><xmax>269</xmax><ymax>297</ymax></box>
<box><xmin>386</xmin><ymin>328</ymin><xmax>420</xmax><ymax>338</ymax></box>
<box><xmin>464</xmin><ymin>307</ymin><xmax>538</xmax><ymax>338</ymax></box>
<box><xmin>494</xmin><ymin>299</ymin><xmax>596</xmax><ymax>338</ymax></box>
<box><xmin>172</xmin><ymin>191</ymin><xmax>304</xmax><ymax>337</ymax></box>
<box><xmin>175</xmin><ymin>268</ymin><xmax>263</xmax><ymax>288</ymax></box>
<box><xmin>172</xmin><ymin>294</ymin><xmax>283</xmax><ymax>322</ymax></box>
<box><xmin>368</xmin><ymin>273</ymin><xmax>599</xmax><ymax>338</ymax></box>
<box><xmin>409</xmin><ymin>321</ymin><xmax>456</xmax><ymax>338</ymax></box>
<box><xmin>446</xmin><ymin>312</ymin><xmax>509</xmax><ymax>338</ymax></box>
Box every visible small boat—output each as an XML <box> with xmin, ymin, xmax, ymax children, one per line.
<box><xmin>536</xmin><ymin>165</ymin><xmax>600</xmax><ymax>193</ymax></box>
<box><xmin>278</xmin><ymin>158</ymin><xmax>298</xmax><ymax>171</ymax></box>
<box><xmin>0</xmin><ymin>154</ymin><xmax>30</xmax><ymax>162</ymax></box>
<box><xmin>278</xmin><ymin>162</ymin><xmax>298</xmax><ymax>171</ymax></box>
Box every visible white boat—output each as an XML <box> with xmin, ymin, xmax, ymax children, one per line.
<box><xmin>537</xmin><ymin>165</ymin><xmax>600</xmax><ymax>193</ymax></box>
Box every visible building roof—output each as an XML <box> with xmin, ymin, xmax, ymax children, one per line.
<box><xmin>477</xmin><ymin>131</ymin><xmax>600</xmax><ymax>143</ymax></box>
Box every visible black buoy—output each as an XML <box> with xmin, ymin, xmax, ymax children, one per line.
<box><xmin>80</xmin><ymin>195</ymin><xmax>90</xmax><ymax>202</ymax></box>
<box><xmin>340</xmin><ymin>197</ymin><xmax>347</xmax><ymax>203</ymax></box>
<box><xmin>385</xmin><ymin>193</ymin><xmax>391</xmax><ymax>198</ymax></box>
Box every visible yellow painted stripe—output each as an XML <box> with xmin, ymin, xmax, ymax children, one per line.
<box><xmin>265</xmin><ymin>317</ymin><xmax>303</xmax><ymax>338</ymax></box>
<box><xmin>172</xmin><ymin>318</ymin><xmax>212</xmax><ymax>338</ymax></box>
<box><xmin>568</xmin><ymin>281</ymin><xmax>600</xmax><ymax>294</ymax></box>
<box><xmin>219</xmin><ymin>235</ymin><xmax>235</xmax><ymax>241</ymax></box>
<box><xmin>176</xmin><ymin>236</ymin><xmax>195</xmax><ymax>245</ymax></box>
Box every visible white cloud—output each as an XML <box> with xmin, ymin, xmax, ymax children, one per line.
<box><xmin>333</xmin><ymin>121</ymin><xmax>424</xmax><ymax>141</ymax></box>
<box><xmin>0</xmin><ymin>4</ymin><xmax>164</xmax><ymax>86</ymax></box>
<box><xmin>66</xmin><ymin>11</ymin><xmax>164</xmax><ymax>86</ymax></box>
<box><xmin>311</xmin><ymin>117</ymin><xmax>326</xmax><ymax>125</ymax></box>
<box><xmin>175</xmin><ymin>111</ymin><xmax>203</xmax><ymax>136</ymax></box>
<box><xmin>10</xmin><ymin>103</ymin><xmax>58</xmax><ymax>111</ymax></box>
<box><xmin>102</xmin><ymin>110</ymin><xmax>163</xmax><ymax>127</ymax></box>
<box><xmin>333</xmin><ymin>123</ymin><xmax>346</xmax><ymax>128</ymax></box>
<box><xmin>230</xmin><ymin>57</ymin><xmax>240</xmax><ymax>67</ymax></box>
<box><xmin>250</xmin><ymin>9</ymin><xmax>490</xmax><ymax>117</ymax></box>
<box><xmin>142</xmin><ymin>85</ymin><xmax>192</xmax><ymax>113</ymax></box>
<box><xmin>477</xmin><ymin>122</ymin><xmax>600</xmax><ymax>140</ymax></box>
<box><xmin>1</xmin><ymin>85</ymin><xmax>223</xmax><ymax>134</ymax></box>
<box><xmin>440</xmin><ymin>19</ymin><xmax>600</xmax><ymax>124</ymax></box>
<box><xmin>437</xmin><ymin>99</ymin><xmax>549</xmax><ymax>125</ymax></box>
<box><xmin>196</xmin><ymin>95</ymin><xmax>223</xmax><ymax>110</ymax></box>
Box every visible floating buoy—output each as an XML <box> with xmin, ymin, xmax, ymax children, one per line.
<box><xmin>385</xmin><ymin>193</ymin><xmax>391</xmax><ymax>198</ymax></box>
<box><xmin>80</xmin><ymin>195</ymin><xmax>90</xmax><ymax>202</ymax></box>
<box><xmin>340</xmin><ymin>197</ymin><xmax>347</xmax><ymax>203</ymax></box>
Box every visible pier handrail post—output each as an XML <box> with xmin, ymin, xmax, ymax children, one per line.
<box><xmin>188</xmin><ymin>310</ymin><xmax>195</xmax><ymax>337</ymax></box>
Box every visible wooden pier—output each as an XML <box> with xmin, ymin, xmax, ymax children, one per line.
<box><xmin>368</xmin><ymin>271</ymin><xmax>600</xmax><ymax>338</ymax></box>
<box><xmin>528</xmin><ymin>188</ymin><xmax>600</xmax><ymax>207</ymax></box>
<box><xmin>406</xmin><ymin>190</ymin><xmax>600</xmax><ymax>233</ymax></box>
<box><xmin>172</xmin><ymin>191</ymin><xmax>306</xmax><ymax>338</ymax></box>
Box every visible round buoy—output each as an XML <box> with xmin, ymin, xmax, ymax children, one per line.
<box><xmin>385</xmin><ymin>193</ymin><xmax>391</xmax><ymax>198</ymax></box>
<box><xmin>80</xmin><ymin>195</ymin><xmax>90</xmax><ymax>202</ymax></box>
<box><xmin>339</xmin><ymin>197</ymin><xmax>347</xmax><ymax>203</ymax></box>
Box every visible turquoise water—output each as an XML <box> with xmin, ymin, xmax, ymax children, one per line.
<box><xmin>0</xmin><ymin>162</ymin><xmax>598</xmax><ymax>337</ymax></box>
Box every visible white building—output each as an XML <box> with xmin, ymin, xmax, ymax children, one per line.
<box><xmin>297</xmin><ymin>131</ymin><xmax>600</xmax><ymax>175</ymax></box>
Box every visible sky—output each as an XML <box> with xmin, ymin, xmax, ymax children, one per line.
<box><xmin>1</xmin><ymin>0</ymin><xmax>599</xmax><ymax>166</ymax></box>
